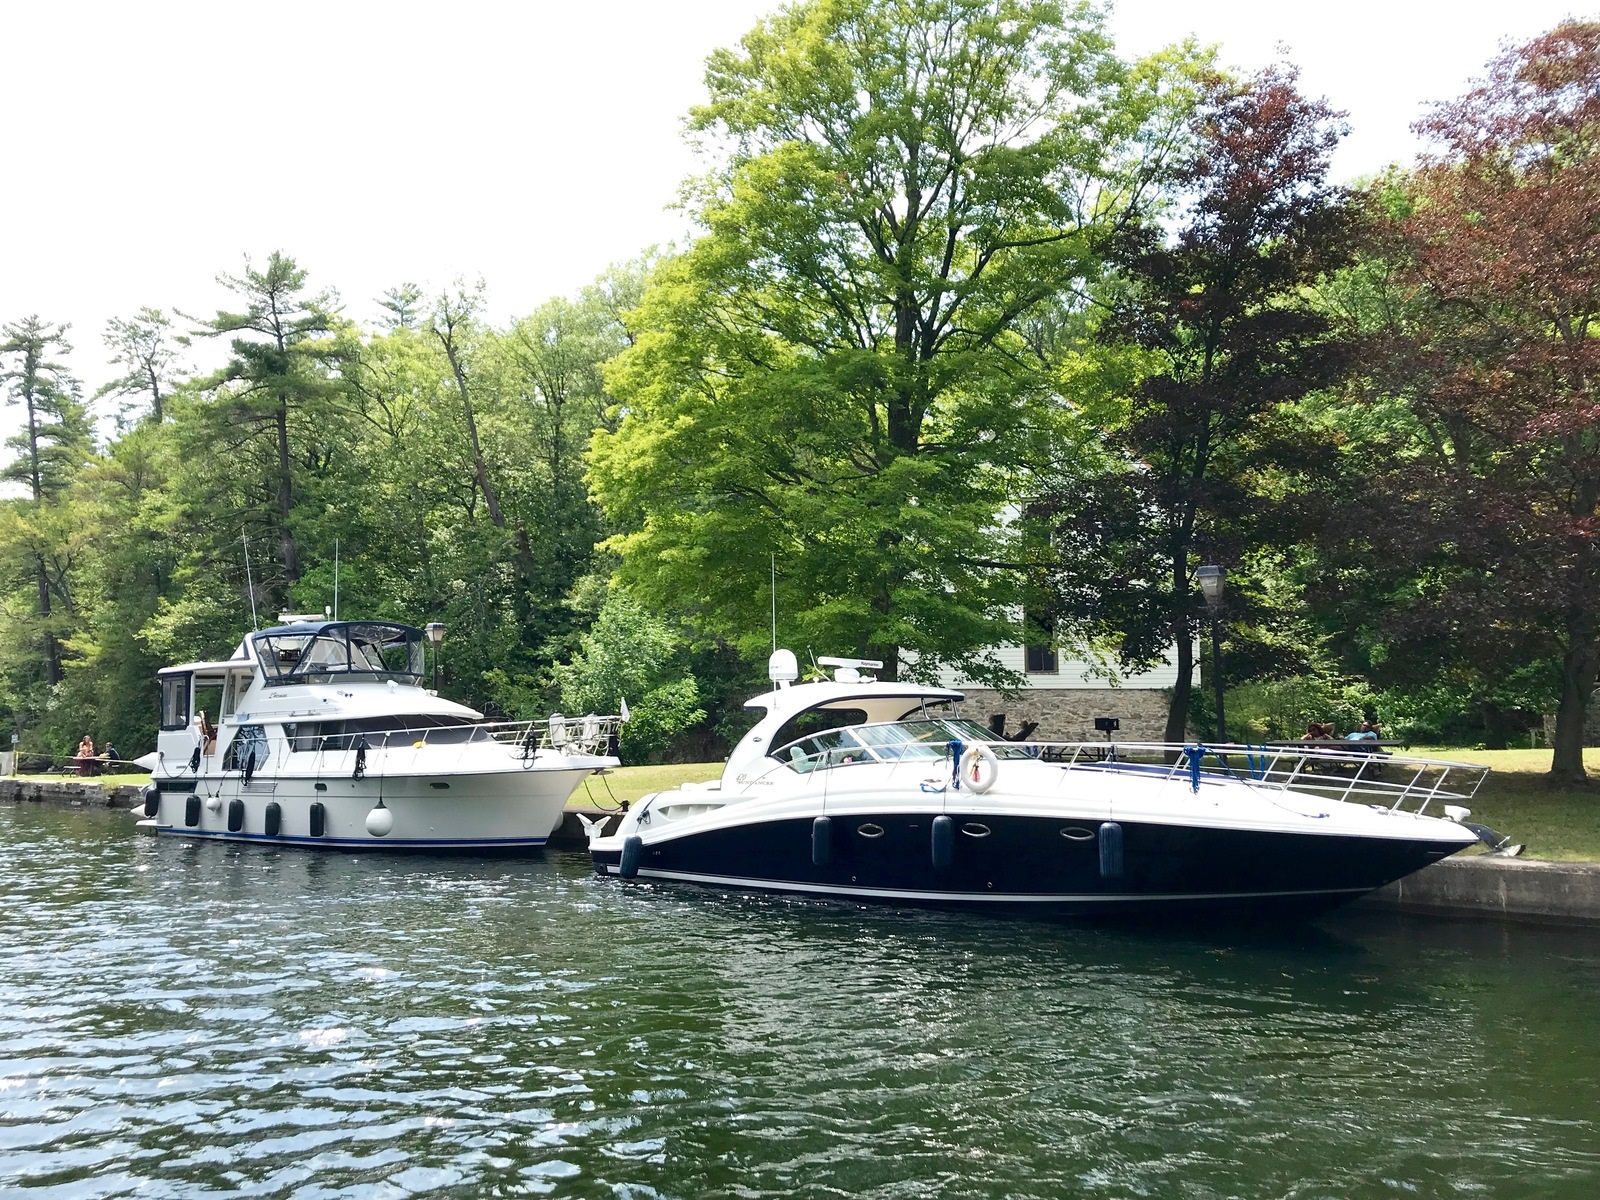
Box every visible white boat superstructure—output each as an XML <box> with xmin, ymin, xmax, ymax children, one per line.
<box><xmin>587</xmin><ymin>651</ymin><xmax>1496</xmax><ymax>917</ymax></box>
<box><xmin>141</xmin><ymin>618</ymin><xmax>621</xmax><ymax>849</ymax></box>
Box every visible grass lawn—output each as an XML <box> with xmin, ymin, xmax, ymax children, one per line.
<box><xmin>569</xmin><ymin>762</ymin><xmax>722</xmax><ymax>810</ymax></box>
<box><xmin>1411</xmin><ymin>748</ymin><xmax>1600</xmax><ymax>862</ymax></box>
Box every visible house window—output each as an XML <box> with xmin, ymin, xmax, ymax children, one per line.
<box><xmin>1025</xmin><ymin>612</ymin><xmax>1058</xmax><ymax>675</ymax></box>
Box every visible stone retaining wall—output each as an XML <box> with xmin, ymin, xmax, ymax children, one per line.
<box><xmin>956</xmin><ymin>687</ymin><xmax>1171</xmax><ymax>742</ymax></box>
<box><xmin>0</xmin><ymin>779</ymin><xmax>143</xmax><ymax>810</ymax></box>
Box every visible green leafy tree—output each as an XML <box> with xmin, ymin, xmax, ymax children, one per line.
<box><xmin>591</xmin><ymin>0</ymin><xmax>1204</xmax><ymax>681</ymax></box>
<box><xmin>190</xmin><ymin>252</ymin><xmax>352</xmax><ymax>600</ymax></box>
<box><xmin>555</xmin><ymin>587</ymin><xmax>705</xmax><ymax>762</ymax></box>
<box><xmin>97</xmin><ymin>307</ymin><xmax>188</xmax><ymax>425</ymax></box>
<box><xmin>1044</xmin><ymin>66</ymin><xmax>1359</xmax><ymax>740</ymax></box>
<box><xmin>1</xmin><ymin>316</ymin><xmax>94</xmax><ymax>689</ymax></box>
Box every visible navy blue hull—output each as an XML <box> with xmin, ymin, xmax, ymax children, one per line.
<box><xmin>592</xmin><ymin>812</ymin><xmax>1464</xmax><ymax>917</ymax></box>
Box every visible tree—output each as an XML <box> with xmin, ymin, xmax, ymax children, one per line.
<box><xmin>555</xmin><ymin>586</ymin><xmax>706</xmax><ymax>762</ymax></box>
<box><xmin>1</xmin><ymin>316</ymin><xmax>93</xmax><ymax>687</ymax></box>
<box><xmin>191</xmin><ymin>252</ymin><xmax>350</xmax><ymax>597</ymax></box>
<box><xmin>1363</xmin><ymin>22</ymin><xmax>1600</xmax><ymax>780</ymax></box>
<box><xmin>1044</xmin><ymin>66</ymin><xmax>1358</xmax><ymax>741</ymax></box>
<box><xmin>97</xmin><ymin>307</ymin><xmax>188</xmax><ymax>424</ymax></box>
<box><xmin>591</xmin><ymin>0</ymin><xmax>1204</xmax><ymax>679</ymax></box>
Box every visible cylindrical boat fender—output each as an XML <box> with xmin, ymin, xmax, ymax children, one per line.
<box><xmin>619</xmin><ymin>835</ymin><xmax>644</xmax><ymax>879</ymax></box>
<box><xmin>959</xmin><ymin>742</ymin><xmax>1000</xmax><ymax>794</ymax></box>
<box><xmin>141</xmin><ymin>783</ymin><xmax>160</xmax><ymax>818</ymax></box>
<box><xmin>1098</xmin><ymin>821</ymin><xmax>1124</xmax><ymax>880</ymax></box>
<box><xmin>184</xmin><ymin>795</ymin><xmax>201</xmax><ymax>827</ymax></box>
<box><xmin>263</xmin><ymin>801</ymin><xmax>282</xmax><ymax>837</ymax></box>
<box><xmin>932</xmin><ymin>814</ymin><xmax>955</xmax><ymax>871</ymax></box>
<box><xmin>812</xmin><ymin>816</ymin><xmax>832</xmax><ymax>867</ymax></box>
<box><xmin>227</xmin><ymin>798</ymin><xmax>245</xmax><ymax>833</ymax></box>
<box><xmin>308</xmin><ymin>801</ymin><xmax>326</xmax><ymax>839</ymax></box>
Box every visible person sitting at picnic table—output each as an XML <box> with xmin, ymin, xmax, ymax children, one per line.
<box><xmin>75</xmin><ymin>734</ymin><xmax>96</xmax><ymax>775</ymax></box>
<box><xmin>1300</xmin><ymin>722</ymin><xmax>1335</xmax><ymax>741</ymax></box>
<box><xmin>1347</xmin><ymin>719</ymin><xmax>1381</xmax><ymax>742</ymax></box>
<box><xmin>100</xmin><ymin>741</ymin><xmax>120</xmax><ymax>769</ymax></box>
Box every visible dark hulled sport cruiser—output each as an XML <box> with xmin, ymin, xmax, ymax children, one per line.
<box><xmin>587</xmin><ymin>651</ymin><xmax>1492</xmax><ymax>917</ymax></box>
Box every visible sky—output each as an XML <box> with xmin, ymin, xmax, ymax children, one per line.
<box><xmin>0</xmin><ymin>0</ymin><xmax>1590</xmax><ymax>447</ymax></box>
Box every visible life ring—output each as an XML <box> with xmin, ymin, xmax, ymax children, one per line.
<box><xmin>960</xmin><ymin>742</ymin><xmax>999</xmax><ymax>794</ymax></box>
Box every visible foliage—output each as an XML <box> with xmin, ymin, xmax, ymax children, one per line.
<box><xmin>554</xmin><ymin>587</ymin><xmax>706</xmax><ymax>763</ymax></box>
<box><xmin>1043</xmin><ymin>65</ymin><xmax>1359</xmax><ymax>740</ymax></box>
<box><xmin>592</xmin><ymin>0</ymin><xmax>1208</xmax><ymax>682</ymax></box>
<box><xmin>1332</xmin><ymin>22</ymin><xmax>1600</xmax><ymax>779</ymax></box>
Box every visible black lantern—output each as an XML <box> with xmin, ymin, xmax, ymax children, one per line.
<box><xmin>424</xmin><ymin>622</ymin><xmax>445</xmax><ymax>692</ymax></box>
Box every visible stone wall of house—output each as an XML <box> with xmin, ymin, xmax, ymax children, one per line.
<box><xmin>960</xmin><ymin>687</ymin><xmax>1172</xmax><ymax>743</ymax></box>
<box><xmin>1541</xmin><ymin>701</ymin><xmax>1600</xmax><ymax>748</ymax></box>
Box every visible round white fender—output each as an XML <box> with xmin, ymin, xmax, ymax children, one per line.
<box><xmin>365</xmin><ymin>802</ymin><xmax>394</xmax><ymax>837</ymax></box>
<box><xmin>960</xmin><ymin>742</ymin><xmax>1000</xmax><ymax>794</ymax></box>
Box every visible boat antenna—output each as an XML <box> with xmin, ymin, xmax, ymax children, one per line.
<box><xmin>242</xmin><ymin>531</ymin><xmax>259</xmax><ymax>631</ymax></box>
<box><xmin>771</xmin><ymin>551</ymin><xmax>777</xmax><ymax>653</ymax></box>
<box><xmin>333</xmin><ymin>538</ymin><xmax>340</xmax><ymax>621</ymax></box>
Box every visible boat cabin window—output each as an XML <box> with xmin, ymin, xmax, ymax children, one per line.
<box><xmin>193</xmin><ymin>678</ymin><xmax>224</xmax><ymax>738</ymax></box>
<box><xmin>220</xmin><ymin>670</ymin><xmax>251</xmax><ymax>718</ymax></box>
<box><xmin>253</xmin><ymin>622</ymin><xmax>425</xmax><ymax>685</ymax></box>
<box><xmin>768</xmin><ymin>708</ymin><xmax>868</xmax><ymax>756</ymax></box>
<box><xmin>284</xmin><ymin>714</ymin><xmax>481</xmax><ymax>752</ymax></box>
<box><xmin>159</xmin><ymin>675</ymin><xmax>191</xmax><ymax>731</ymax></box>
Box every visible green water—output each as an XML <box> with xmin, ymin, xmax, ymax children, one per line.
<box><xmin>2</xmin><ymin>805</ymin><xmax>1598</xmax><ymax>1199</ymax></box>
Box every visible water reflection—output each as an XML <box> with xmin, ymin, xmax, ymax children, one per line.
<box><xmin>2</xmin><ymin>805</ymin><xmax>1598</xmax><ymax>1198</ymax></box>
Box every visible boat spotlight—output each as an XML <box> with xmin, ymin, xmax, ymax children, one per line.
<box><xmin>366</xmin><ymin>800</ymin><xmax>394</xmax><ymax>837</ymax></box>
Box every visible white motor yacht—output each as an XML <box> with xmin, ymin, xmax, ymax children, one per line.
<box><xmin>586</xmin><ymin>651</ymin><xmax>1495</xmax><ymax>917</ymax></box>
<box><xmin>141</xmin><ymin>617</ymin><xmax>620</xmax><ymax>850</ymax></box>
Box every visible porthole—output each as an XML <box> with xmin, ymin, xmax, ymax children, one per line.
<box><xmin>857</xmin><ymin>823</ymin><xmax>885</xmax><ymax>839</ymax></box>
<box><xmin>961</xmin><ymin>822</ymin><xmax>992</xmax><ymax>838</ymax></box>
<box><xmin>430</xmin><ymin>781</ymin><xmax>450</xmax><ymax>790</ymax></box>
<box><xmin>1060</xmin><ymin>826</ymin><xmax>1095</xmax><ymax>841</ymax></box>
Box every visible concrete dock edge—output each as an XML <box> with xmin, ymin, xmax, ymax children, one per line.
<box><xmin>1359</xmin><ymin>854</ymin><xmax>1600</xmax><ymax>924</ymax></box>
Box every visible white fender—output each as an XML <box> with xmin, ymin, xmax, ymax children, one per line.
<box><xmin>960</xmin><ymin>742</ymin><xmax>1000</xmax><ymax>794</ymax></box>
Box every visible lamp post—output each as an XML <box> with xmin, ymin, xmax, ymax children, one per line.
<box><xmin>1196</xmin><ymin>565</ymin><xmax>1227</xmax><ymax>743</ymax></box>
<box><xmin>424</xmin><ymin>623</ymin><xmax>445</xmax><ymax>692</ymax></box>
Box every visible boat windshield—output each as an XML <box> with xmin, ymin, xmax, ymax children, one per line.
<box><xmin>777</xmin><ymin>718</ymin><xmax>1019</xmax><ymax>773</ymax></box>
<box><xmin>253</xmin><ymin>622</ymin><xmax>425</xmax><ymax>685</ymax></box>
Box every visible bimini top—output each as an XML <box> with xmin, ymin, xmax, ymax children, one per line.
<box><xmin>249</xmin><ymin>620</ymin><xmax>425</xmax><ymax>685</ymax></box>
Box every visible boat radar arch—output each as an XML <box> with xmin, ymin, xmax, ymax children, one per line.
<box><xmin>768</xmin><ymin>648</ymin><xmax>799</xmax><ymax>688</ymax></box>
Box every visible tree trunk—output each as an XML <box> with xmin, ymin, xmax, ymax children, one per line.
<box><xmin>1163</xmin><ymin>550</ymin><xmax>1193</xmax><ymax>743</ymax></box>
<box><xmin>442</xmin><ymin>341</ymin><xmax>505</xmax><ymax>529</ymax></box>
<box><xmin>275</xmin><ymin>393</ymin><xmax>299</xmax><ymax>586</ymax></box>
<box><xmin>35</xmin><ymin>558</ymin><xmax>59</xmax><ymax>686</ymax></box>
<box><xmin>1549</xmin><ymin>638</ymin><xmax>1597</xmax><ymax>782</ymax></box>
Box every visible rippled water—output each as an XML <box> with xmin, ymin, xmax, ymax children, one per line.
<box><xmin>3</xmin><ymin>805</ymin><xmax>1599</xmax><ymax>1198</ymax></box>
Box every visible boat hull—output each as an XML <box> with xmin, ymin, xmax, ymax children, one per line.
<box><xmin>590</xmin><ymin>810</ymin><xmax>1467</xmax><ymax>916</ymax></box>
<box><xmin>149</xmin><ymin>767</ymin><xmax>593</xmax><ymax>851</ymax></box>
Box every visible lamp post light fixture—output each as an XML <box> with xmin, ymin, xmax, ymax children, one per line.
<box><xmin>424</xmin><ymin>622</ymin><xmax>446</xmax><ymax>692</ymax></box>
<box><xmin>1195</xmin><ymin>565</ymin><xmax>1227</xmax><ymax>743</ymax></box>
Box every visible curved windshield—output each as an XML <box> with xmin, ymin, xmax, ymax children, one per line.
<box><xmin>775</xmin><ymin>718</ymin><xmax>1029</xmax><ymax>773</ymax></box>
<box><xmin>254</xmin><ymin>622</ymin><xmax>425</xmax><ymax>684</ymax></box>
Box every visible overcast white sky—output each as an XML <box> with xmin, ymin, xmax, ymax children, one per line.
<box><xmin>0</xmin><ymin>0</ymin><xmax>1590</xmax><ymax>447</ymax></box>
